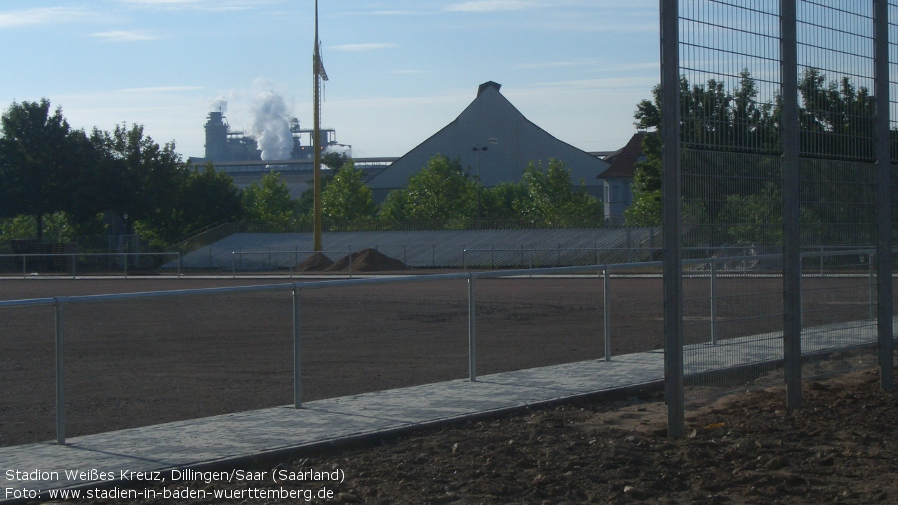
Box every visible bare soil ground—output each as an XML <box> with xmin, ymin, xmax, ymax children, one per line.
<box><xmin>47</xmin><ymin>366</ymin><xmax>898</xmax><ymax>505</ymax></box>
<box><xmin>1</xmin><ymin>274</ymin><xmax>894</xmax><ymax>503</ymax></box>
<box><xmin>0</xmin><ymin>273</ymin><xmax>879</xmax><ymax>448</ymax></box>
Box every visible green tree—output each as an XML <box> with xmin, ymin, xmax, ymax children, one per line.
<box><xmin>624</xmin><ymin>133</ymin><xmax>662</xmax><ymax>227</ymax></box>
<box><xmin>91</xmin><ymin>123</ymin><xmax>185</xmax><ymax>234</ymax></box>
<box><xmin>139</xmin><ymin>163</ymin><xmax>243</xmax><ymax>246</ymax></box>
<box><xmin>378</xmin><ymin>155</ymin><xmax>477</xmax><ymax>223</ymax></box>
<box><xmin>319</xmin><ymin>160</ymin><xmax>374</xmax><ymax>223</ymax></box>
<box><xmin>0</xmin><ymin>99</ymin><xmax>85</xmax><ymax>241</ymax></box>
<box><xmin>480</xmin><ymin>181</ymin><xmax>528</xmax><ymax>219</ymax></box>
<box><xmin>321</xmin><ymin>151</ymin><xmax>350</xmax><ymax>169</ymax></box>
<box><xmin>243</xmin><ymin>171</ymin><xmax>296</xmax><ymax>230</ymax></box>
<box><xmin>719</xmin><ymin>182</ymin><xmax>782</xmax><ymax>245</ymax></box>
<box><xmin>512</xmin><ymin>159</ymin><xmax>601</xmax><ymax>223</ymax></box>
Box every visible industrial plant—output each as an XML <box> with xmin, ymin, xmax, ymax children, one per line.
<box><xmin>194</xmin><ymin>110</ymin><xmax>346</xmax><ymax>171</ymax></box>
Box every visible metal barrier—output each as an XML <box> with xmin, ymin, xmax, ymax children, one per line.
<box><xmin>461</xmin><ymin>247</ymin><xmax>658</xmax><ymax>270</ymax></box>
<box><xmin>230</xmin><ymin>248</ymin><xmax>353</xmax><ymax>277</ymax></box>
<box><xmin>1</xmin><ymin>249</ymin><xmax>893</xmax><ymax>445</ymax></box>
<box><xmin>0</xmin><ymin>252</ymin><xmax>181</xmax><ymax>278</ymax></box>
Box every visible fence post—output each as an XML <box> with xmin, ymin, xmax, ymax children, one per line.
<box><xmin>874</xmin><ymin>0</ymin><xmax>894</xmax><ymax>390</ymax></box>
<box><xmin>869</xmin><ymin>251</ymin><xmax>876</xmax><ymax>321</ymax></box>
<box><xmin>231</xmin><ymin>252</ymin><xmax>236</xmax><ymax>278</ymax></box>
<box><xmin>293</xmin><ymin>286</ymin><xmax>302</xmax><ymax>408</ymax></box>
<box><xmin>71</xmin><ymin>253</ymin><xmax>76</xmax><ymax>279</ymax></box>
<box><xmin>123</xmin><ymin>253</ymin><xmax>128</xmax><ymax>277</ymax></box>
<box><xmin>661</xmin><ymin>0</ymin><xmax>684</xmax><ymax>438</ymax></box>
<box><xmin>603</xmin><ymin>266</ymin><xmax>611</xmax><ymax>362</ymax></box>
<box><xmin>22</xmin><ymin>254</ymin><xmax>26</xmax><ymax>278</ymax></box>
<box><xmin>781</xmin><ymin>0</ymin><xmax>803</xmax><ymax>410</ymax></box>
<box><xmin>462</xmin><ymin>247</ymin><xmax>467</xmax><ymax>271</ymax></box>
<box><xmin>710</xmin><ymin>260</ymin><xmax>719</xmax><ymax>345</ymax></box>
<box><xmin>468</xmin><ymin>273</ymin><xmax>477</xmax><ymax>382</ymax></box>
<box><xmin>55</xmin><ymin>297</ymin><xmax>67</xmax><ymax>445</ymax></box>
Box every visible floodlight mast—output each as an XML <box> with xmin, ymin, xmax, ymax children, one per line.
<box><xmin>312</xmin><ymin>0</ymin><xmax>323</xmax><ymax>252</ymax></box>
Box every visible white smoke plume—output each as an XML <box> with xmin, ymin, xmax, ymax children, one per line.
<box><xmin>247</xmin><ymin>84</ymin><xmax>293</xmax><ymax>161</ymax></box>
<box><xmin>209</xmin><ymin>96</ymin><xmax>228</xmax><ymax>114</ymax></box>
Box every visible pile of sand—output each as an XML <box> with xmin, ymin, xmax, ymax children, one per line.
<box><xmin>327</xmin><ymin>248</ymin><xmax>407</xmax><ymax>272</ymax></box>
<box><xmin>294</xmin><ymin>252</ymin><xmax>334</xmax><ymax>272</ymax></box>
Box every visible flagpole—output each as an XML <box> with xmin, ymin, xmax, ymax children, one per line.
<box><xmin>312</xmin><ymin>0</ymin><xmax>323</xmax><ymax>252</ymax></box>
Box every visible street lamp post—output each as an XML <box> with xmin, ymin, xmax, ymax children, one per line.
<box><xmin>472</xmin><ymin>138</ymin><xmax>498</xmax><ymax>220</ymax></box>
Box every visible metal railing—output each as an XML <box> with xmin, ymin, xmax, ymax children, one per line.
<box><xmin>461</xmin><ymin>246</ymin><xmax>658</xmax><ymax>270</ymax></box>
<box><xmin>0</xmin><ymin>252</ymin><xmax>181</xmax><ymax>278</ymax></box>
<box><xmin>2</xmin><ymin>248</ymin><xmax>893</xmax><ymax>446</ymax></box>
<box><xmin>230</xmin><ymin>248</ymin><xmax>354</xmax><ymax>277</ymax></box>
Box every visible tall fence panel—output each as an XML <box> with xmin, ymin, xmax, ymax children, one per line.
<box><xmin>666</xmin><ymin>0</ymin><xmax>894</xmax><ymax>426</ymax></box>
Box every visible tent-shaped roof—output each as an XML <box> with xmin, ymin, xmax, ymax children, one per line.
<box><xmin>367</xmin><ymin>81</ymin><xmax>609</xmax><ymax>199</ymax></box>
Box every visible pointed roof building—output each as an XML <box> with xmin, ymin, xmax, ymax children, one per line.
<box><xmin>367</xmin><ymin>81</ymin><xmax>609</xmax><ymax>202</ymax></box>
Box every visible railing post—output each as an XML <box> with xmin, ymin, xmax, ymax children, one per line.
<box><xmin>603</xmin><ymin>266</ymin><xmax>611</xmax><ymax>362</ymax></box>
<box><xmin>231</xmin><ymin>252</ymin><xmax>236</xmax><ymax>278</ymax></box>
<box><xmin>22</xmin><ymin>254</ymin><xmax>26</xmax><ymax>278</ymax></box>
<box><xmin>468</xmin><ymin>273</ymin><xmax>477</xmax><ymax>382</ymax></box>
<box><xmin>123</xmin><ymin>253</ymin><xmax>128</xmax><ymax>277</ymax></box>
<box><xmin>293</xmin><ymin>285</ymin><xmax>302</xmax><ymax>408</ymax></box>
<box><xmin>710</xmin><ymin>260</ymin><xmax>719</xmax><ymax>345</ymax></box>
<box><xmin>71</xmin><ymin>253</ymin><xmax>76</xmax><ymax>279</ymax></box>
<box><xmin>55</xmin><ymin>297</ymin><xmax>67</xmax><ymax>445</ymax></box>
<box><xmin>462</xmin><ymin>247</ymin><xmax>467</xmax><ymax>271</ymax></box>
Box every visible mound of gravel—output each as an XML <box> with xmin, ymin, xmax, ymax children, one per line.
<box><xmin>327</xmin><ymin>248</ymin><xmax>407</xmax><ymax>272</ymax></box>
<box><xmin>294</xmin><ymin>252</ymin><xmax>334</xmax><ymax>272</ymax></box>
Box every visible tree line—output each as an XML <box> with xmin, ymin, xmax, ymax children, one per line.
<box><xmin>0</xmin><ymin>99</ymin><xmax>602</xmax><ymax>249</ymax></box>
<box><xmin>625</xmin><ymin>68</ymin><xmax>887</xmax><ymax>247</ymax></box>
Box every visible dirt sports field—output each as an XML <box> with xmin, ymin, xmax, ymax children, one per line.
<box><xmin>0</xmin><ymin>272</ymin><xmax>893</xmax><ymax>503</ymax></box>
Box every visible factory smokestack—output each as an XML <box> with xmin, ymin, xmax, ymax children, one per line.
<box><xmin>248</xmin><ymin>86</ymin><xmax>293</xmax><ymax>161</ymax></box>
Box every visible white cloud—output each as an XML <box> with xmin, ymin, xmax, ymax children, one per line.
<box><xmin>116</xmin><ymin>0</ymin><xmax>204</xmax><ymax>6</ymax></box>
<box><xmin>91</xmin><ymin>30</ymin><xmax>158</xmax><ymax>42</ymax></box>
<box><xmin>114</xmin><ymin>0</ymin><xmax>267</xmax><ymax>11</ymax></box>
<box><xmin>445</xmin><ymin>1</ymin><xmax>535</xmax><ymax>13</ymax></box>
<box><xmin>330</xmin><ymin>43</ymin><xmax>398</xmax><ymax>52</ymax></box>
<box><xmin>0</xmin><ymin>7</ymin><xmax>92</xmax><ymax>28</ymax></box>
<box><xmin>513</xmin><ymin>60</ymin><xmax>598</xmax><ymax>70</ymax></box>
<box><xmin>116</xmin><ymin>86</ymin><xmax>203</xmax><ymax>93</ymax></box>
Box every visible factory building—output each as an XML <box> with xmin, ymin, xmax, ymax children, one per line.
<box><xmin>199</xmin><ymin>110</ymin><xmax>342</xmax><ymax>167</ymax></box>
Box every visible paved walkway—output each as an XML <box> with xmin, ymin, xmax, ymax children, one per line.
<box><xmin>1</xmin><ymin>353</ymin><xmax>664</xmax><ymax>502</ymax></box>
<box><xmin>1</xmin><ymin>317</ymin><xmax>894</xmax><ymax>503</ymax></box>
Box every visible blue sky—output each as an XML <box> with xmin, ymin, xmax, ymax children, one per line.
<box><xmin>0</xmin><ymin>0</ymin><xmax>659</xmax><ymax>159</ymax></box>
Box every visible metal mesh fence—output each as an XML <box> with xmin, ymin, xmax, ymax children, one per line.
<box><xmin>676</xmin><ymin>0</ymin><xmax>891</xmax><ymax>404</ymax></box>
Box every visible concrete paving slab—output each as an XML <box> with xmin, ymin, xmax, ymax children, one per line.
<box><xmin>1</xmin><ymin>317</ymin><xmax>894</xmax><ymax>503</ymax></box>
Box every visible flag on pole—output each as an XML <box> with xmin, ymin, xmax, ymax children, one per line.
<box><xmin>316</xmin><ymin>42</ymin><xmax>329</xmax><ymax>81</ymax></box>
